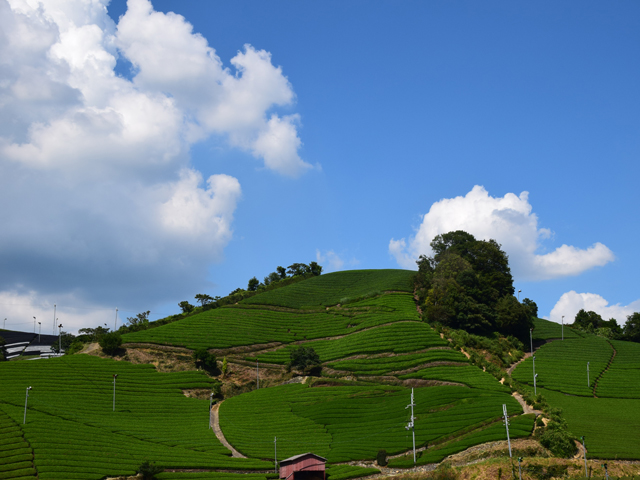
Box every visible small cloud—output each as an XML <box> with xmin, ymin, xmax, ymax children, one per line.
<box><xmin>316</xmin><ymin>249</ymin><xmax>358</xmax><ymax>273</ymax></box>
<box><xmin>389</xmin><ymin>185</ymin><xmax>614</xmax><ymax>280</ymax></box>
<box><xmin>547</xmin><ymin>291</ymin><xmax>640</xmax><ymax>326</ymax></box>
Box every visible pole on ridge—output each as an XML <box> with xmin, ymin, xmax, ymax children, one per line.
<box><xmin>503</xmin><ymin>404</ymin><xmax>512</xmax><ymax>457</ymax></box>
<box><xmin>115</xmin><ymin>308</ymin><xmax>118</xmax><ymax>331</ymax></box>
<box><xmin>405</xmin><ymin>387</ymin><xmax>416</xmax><ymax>465</ymax></box>
<box><xmin>23</xmin><ymin>386</ymin><xmax>32</xmax><ymax>424</ymax></box>
<box><xmin>53</xmin><ymin>304</ymin><xmax>56</xmax><ymax>335</ymax></box>
<box><xmin>581</xmin><ymin>436</ymin><xmax>588</xmax><ymax>477</ymax></box>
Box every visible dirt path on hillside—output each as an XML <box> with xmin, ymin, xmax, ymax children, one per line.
<box><xmin>512</xmin><ymin>392</ymin><xmax>542</xmax><ymax>415</ymax></box>
<box><xmin>506</xmin><ymin>352</ymin><xmax>531</xmax><ymax>376</ymax></box>
<box><xmin>210</xmin><ymin>402</ymin><xmax>246</xmax><ymax>458</ymax></box>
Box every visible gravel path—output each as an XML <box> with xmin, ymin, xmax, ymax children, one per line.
<box><xmin>210</xmin><ymin>402</ymin><xmax>247</xmax><ymax>458</ymax></box>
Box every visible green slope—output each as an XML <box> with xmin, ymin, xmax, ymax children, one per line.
<box><xmin>219</xmin><ymin>383</ymin><xmax>522</xmax><ymax>463</ymax></box>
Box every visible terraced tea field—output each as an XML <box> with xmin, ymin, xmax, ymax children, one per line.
<box><xmin>595</xmin><ymin>339</ymin><xmax>640</xmax><ymax>398</ymax></box>
<box><xmin>326</xmin><ymin>350</ymin><xmax>468</xmax><ymax>376</ymax></box>
<box><xmin>512</xmin><ymin>336</ymin><xmax>613</xmax><ymax>396</ymax></box>
<box><xmin>531</xmin><ymin>318</ymin><xmax>583</xmax><ymax>341</ymax></box>
<box><xmin>0</xmin><ymin>356</ymin><xmax>270</xmax><ymax>479</ymax></box>
<box><xmin>400</xmin><ymin>365</ymin><xmax>510</xmax><ymax>392</ymax></box>
<box><xmin>543</xmin><ymin>388</ymin><xmax>640</xmax><ymax>459</ymax></box>
<box><xmin>123</xmin><ymin>292</ymin><xmax>419</xmax><ymax>350</ymax></box>
<box><xmin>219</xmin><ymin>383</ymin><xmax>523</xmax><ymax>463</ymax></box>
<box><xmin>241</xmin><ymin>269</ymin><xmax>414</xmax><ymax>308</ymax></box>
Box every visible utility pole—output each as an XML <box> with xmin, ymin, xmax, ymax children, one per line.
<box><xmin>517</xmin><ymin>457</ymin><xmax>523</xmax><ymax>480</ymax></box>
<box><xmin>274</xmin><ymin>436</ymin><xmax>277</xmax><ymax>474</ymax></box>
<box><xmin>115</xmin><ymin>308</ymin><xmax>118</xmax><ymax>331</ymax></box>
<box><xmin>532</xmin><ymin>355</ymin><xmax>537</xmax><ymax>395</ymax></box>
<box><xmin>603</xmin><ymin>463</ymin><xmax>609</xmax><ymax>480</ymax></box>
<box><xmin>38</xmin><ymin>322</ymin><xmax>41</xmax><ymax>343</ymax></box>
<box><xmin>113</xmin><ymin>374</ymin><xmax>118</xmax><ymax>412</ymax></box>
<box><xmin>209</xmin><ymin>393</ymin><xmax>213</xmax><ymax>429</ymax></box>
<box><xmin>33</xmin><ymin>316</ymin><xmax>36</xmax><ymax>333</ymax></box>
<box><xmin>502</xmin><ymin>404</ymin><xmax>512</xmax><ymax>458</ymax></box>
<box><xmin>257</xmin><ymin>360</ymin><xmax>259</xmax><ymax>389</ymax></box>
<box><xmin>518</xmin><ymin>289</ymin><xmax>521</xmax><ymax>301</ymax></box>
<box><xmin>405</xmin><ymin>388</ymin><xmax>416</xmax><ymax>465</ymax></box>
<box><xmin>581</xmin><ymin>436</ymin><xmax>588</xmax><ymax>477</ymax></box>
<box><xmin>23</xmin><ymin>386</ymin><xmax>32</xmax><ymax>424</ymax></box>
<box><xmin>58</xmin><ymin>323</ymin><xmax>63</xmax><ymax>354</ymax></box>
<box><xmin>561</xmin><ymin>315</ymin><xmax>564</xmax><ymax>341</ymax></box>
<box><xmin>52</xmin><ymin>304</ymin><xmax>56</xmax><ymax>334</ymax></box>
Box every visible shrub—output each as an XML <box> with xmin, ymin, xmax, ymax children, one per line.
<box><xmin>193</xmin><ymin>348</ymin><xmax>217</xmax><ymax>371</ymax></box>
<box><xmin>137</xmin><ymin>460</ymin><xmax>164</xmax><ymax>480</ymax></box>
<box><xmin>539</xmin><ymin>422</ymin><xmax>576</xmax><ymax>458</ymax></box>
<box><xmin>288</xmin><ymin>346</ymin><xmax>321</xmax><ymax>375</ymax></box>
<box><xmin>376</xmin><ymin>449</ymin><xmax>387</xmax><ymax>466</ymax></box>
<box><xmin>99</xmin><ymin>332</ymin><xmax>122</xmax><ymax>355</ymax></box>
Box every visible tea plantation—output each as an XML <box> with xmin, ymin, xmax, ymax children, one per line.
<box><xmin>218</xmin><ymin>383</ymin><xmax>523</xmax><ymax>462</ymax></box>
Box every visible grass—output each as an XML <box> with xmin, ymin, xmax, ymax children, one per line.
<box><xmin>531</xmin><ymin>318</ymin><xmax>584</xmax><ymax>341</ymax></box>
<box><xmin>253</xmin><ymin>321</ymin><xmax>448</xmax><ymax>365</ymax></box>
<box><xmin>512</xmin><ymin>336</ymin><xmax>613</xmax><ymax>396</ymax></box>
<box><xmin>595</xmin><ymin>340</ymin><xmax>640</xmax><ymax>399</ymax></box>
<box><xmin>241</xmin><ymin>270</ymin><xmax>415</xmax><ymax>309</ymax></box>
<box><xmin>123</xmin><ymin>292</ymin><xmax>419</xmax><ymax>350</ymax></box>
<box><xmin>543</xmin><ymin>388</ymin><xmax>640</xmax><ymax>459</ymax></box>
<box><xmin>0</xmin><ymin>355</ymin><xmax>271</xmax><ymax>479</ymax></box>
<box><xmin>399</xmin><ymin>365</ymin><xmax>510</xmax><ymax>392</ymax></box>
<box><xmin>219</xmin><ymin>383</ymin><xmax>522</xmax><ymax>463</ymax></box>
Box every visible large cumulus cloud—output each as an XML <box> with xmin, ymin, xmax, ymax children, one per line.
<box><xmin>389</xmin><ymin>186</ymin><xmax>614</xmax><ymax>280</ymax></box>
<box><xmin>0</xmin><ymin>0</ymin><xmax>309</xmax><ymax>331</ymax></box>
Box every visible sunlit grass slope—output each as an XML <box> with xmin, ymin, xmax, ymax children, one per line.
<box><xmin>0</xmin><ymin>356</ymin><xmax>271</xmax><ymax>480</ymax></box>
<box><xmin>512</xmin><ymin>336</ymin><xmax>613</xmax><ymax>396</ymax></box>
<box><xmin>596</xmin><ymin>339</ymin><xmax>640</xmax><ymax>398</ymax></box>
<box><xmin>219</xmin><ymin>383</ymin><xmax>522</xmax><ymax>463</ymax></box>
<box><xmin>241</xmin><ymin>269</ymin><xmax>414</xmax><ymax>308</ymax></box>
<box><xmin>531</xmin><ymin>318</ymin><xmax>583</xmax><ymax>341</ymax></box>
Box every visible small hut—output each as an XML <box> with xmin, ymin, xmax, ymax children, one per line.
<box><xmin>279</xmin><ymin>453</ymin><xmax>327</xmax><ymax>480</ymax></box>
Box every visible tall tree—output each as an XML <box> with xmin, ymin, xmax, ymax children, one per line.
<box><xmin>247</xmin><ymin>277</ymin><xmax>260</xmax><ymax>291</ymax></box>
<box><xmin>624</xmin><ymin>312</ymin><xmax>640</xmax><ymax>342</ymax></box>
<box><xmin>194</xmin><ymin>294</ymin><xmax>214</xmax><ymax>306</ymax></box>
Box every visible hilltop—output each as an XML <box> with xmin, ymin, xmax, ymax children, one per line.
<box><xmin>1</xmin><ymin>268</ymin><xmax>639</xmax><ymax>480</ymax></box>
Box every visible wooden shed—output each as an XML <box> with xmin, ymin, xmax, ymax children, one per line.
<box><xmin>279</xmin><ymin>453</ymin><xmax>327</xmax><ymax>480</ymax></box>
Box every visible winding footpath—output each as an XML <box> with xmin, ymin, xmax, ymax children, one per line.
<box><xmin>210</xmin><ymin>402</ymin><xmax>247</xmax><ymax>458</ymax></box>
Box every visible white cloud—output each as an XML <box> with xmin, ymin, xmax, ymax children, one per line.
<box><xmin>389</xmin><ymin>185</ymin><xmax>614</xmax><ymax>280</ymax></box>
<box><xmin>0</xmin><ymin>0</ymin><xmax>308</xmax><ymax>332</ymax></box>
<box><xmin>547</xmin><ymin>291</ymin><xmax>640</xmax><ymax>326</ymax></box>
<box><xmin>316</xmin><ymin>249</ymin><xmax>359</xmax><ymax>273</ymax></box>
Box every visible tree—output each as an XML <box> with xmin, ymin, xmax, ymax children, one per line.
<box><xmin>573</xmin><ymin>309</ymin><xmax>603</xmax><ymax>330</ymax></box>
<box><xmin>193</xmin><ymin>348</ymin><xmax>217</xmax><ymax>372</ymax></box>
<box><xmin>137</xmin><ymin>460</ymin><xmax>164</xmax><ymax>480</ymax></box>
<box><xmin>288</xmin><ymin>345</ymin><xmax>321</xmax><ymax>375</ymax></box>
<box><xmin>308</xmin><ymin>261</ymin><xmax>323</xmax><ymax>276</ymax></box>
<box><xmin>99</xmin><ymin>332</ymin><xmax>123</xmax><ymax>355</ymax></box>
<box><xmin>495</xmin><ymin>295</ymin><xmax>534</xmax><ymax>338</ymax></box>
<box><xmin>126</xmin><ymin>311</ymin><xmax>150</xmax><ymax>331</ymax></box>
<box><xmin>0</xmin><ymin>335</ymin><xmax>5</xmax><ymax>361</ymax></box>
<box><xmin>78</xmin><ymin>326</ymin><xmax>110</xmax><ymax>342</ymax></box>
<box><xmin>522</xmin><ymin>298</ymin><xmax>538</xmax><ymax>318</ymax></box>
<box><xmin>624</xmin><ymin>312</ymin><xmax>640</xmax><ymax>342</ymax></box>
<box><xmin>179</xmin><ymin>301</ymin><xmax>194</xmax><ymax>313</ymax></box>
<box><xmin>195</xmin><ymin>294</ymin><xmax>214</xmax><ymax>306</ymax></box>
<box><xmin>287</xmin><ymin>263</ymin><xmax>309</xmax><ymax>276</ymax></box>
<box><xmin>221</xmin><ymin>356</ymin><xmax>228</xmax><ymax>378</ymax></box>
<box><xmin>264</xmin><ymin>272</ymin><xmax>280</xmax><ymax>286</ymax></box>
<box><xmin>51</xmin><ymin>332</ymin><xmax>76</xmax><ymax>354</ymax></box>
<box><xmin>276</xmin><ymin>266</ymin><xmax>287</xmax><ymax>279</ymax></box>
<box><xmin>247</xmin><ymin>276</ymin><xmax>260</xmax><ymax>291</ymax></box>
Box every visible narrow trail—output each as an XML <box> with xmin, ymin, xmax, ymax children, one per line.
<box><xmin>592</xmin><ymin>340</ymin><xmax>617</xmax><ymax>397</ymax></box>
<box><xmin>511</xmin><ymin>392</ymin><xmax>542</xmax><ymax>415</ymax></box>
<box><xmin>210</xmin><ymin>402</ymin><xmax>247</xmax><ymax>458</ymax></box>
<box><xmin>506</xmin><ymin>352</ymin><xmax>532</xmax><ymax>376</ymax></box>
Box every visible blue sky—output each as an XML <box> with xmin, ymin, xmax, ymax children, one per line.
<box><xmin>1</xmin><ymin>0</ymin><xmax>639</xmax><ymax>333</ymax></box>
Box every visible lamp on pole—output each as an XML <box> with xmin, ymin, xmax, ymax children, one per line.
<box><xmin>24</xmin><ymin>386</ymin><xmax>32</xmax><ymax>424</ymax></box>
<box><xmin>38</xmin><ymin>322</ymin><xmax>41</xmax><ymax>343</ymax></box>
<box><xmin>534</xmin><ymin>373</ymin><xmax>538</xmax><ymax>396</ymax></box>
<box><xmin>581</xmin><ymin>436</ymin><xmax>588</xmax><ymax>477</ymax></box>
<box><xmin>115</xmin><ymin>307</ymin><xmax>118</xmax><ymax>331</ymax></box>
<box><xmin>562</xmin><ymin>315</ymin><xmax>564</xmax><ymax>341</ymax></box>
<box><xmin>518</xmin><ymin>289</ymin><xmax>522</xmax><ymax>301</ymax></box>
<box><xmin>529</xmin><ymin>328</ymin><xmax>533</xmax><ymax>356</ymax></box>
<box><xmin>33</xmin><ymin>316</ymin><xmax>36</xmax><ymax>333</ymax></box>
<box><xmin>58</xmin><ymin>323</ymin><xmax>63</xmax><ymax>354</ymax></box>
<box><xmin>113</xmin><ymin>374</ymin><xmax>118</xmax><ymax>411</ymax></box>
<box><xmin>209</xmin><ymin>393</ymin><xmax>213</xmax><ymax>429</ymax></box>
<box><xmin>52</xmin><ymin>304</ymin><xmax>56</xmax><ymax>335</ymax></box>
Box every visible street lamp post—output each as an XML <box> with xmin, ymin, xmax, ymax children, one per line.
<box><xmin>58</xmin><ymin>324</ymin><xmax>63</xmax><ymax>354</ymax></box>
<box><xmin>33</xmin><ymin>316</ymin><xmax>36</xmax><ymax>333</ymax></box>
<box><xmin>529</xmin><ymin>328</ymin><xmax>533</xmax><ymax>356</ymax></box>
<box><xmin>115</xmin><ymin>308</ymin><xmax>118</xmax><ymax>331</ymax></box>
<box><xmin>38</xmin><ymin>322</ymin><xmax>41</xmax><ymax>343</ymax></box>
<box><xmin>534</xmin><ymin>373</ymin><xmax>538</xmax><ymax>396</ymax></box>
<box><xmin>23</xmin><ymin>386</ymin><xmax>32</xmax><ymax>424</ymax></box>
<box><xmin>518</xmin><ymin>289</ymin><xmax>522</xmax><ymax>301</ymax></box>
<box><xmin>113</xmin><ymin>374</ymin><xmax>118</xmax><ymax>411</ymax></box>
<box><xmin>52</xmin><ymin>304</ymin><xmax>56</xmax><ymax>335</ymax></box>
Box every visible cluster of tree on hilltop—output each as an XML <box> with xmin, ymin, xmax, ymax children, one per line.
<box><xmin>572</xmin><ymin>309</ymin><xmax>640</xmax><ymax>342</ymax></box>
<box><xmin>415</xmin><ymin>230</ymin><xmax>535</xmax><ymax>340</ymax></box>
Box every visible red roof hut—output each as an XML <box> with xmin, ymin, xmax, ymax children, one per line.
<box><xmin>279</xmin><ymin>453</ymin><xmax>327</xmax><ymax>480</ymax></box>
